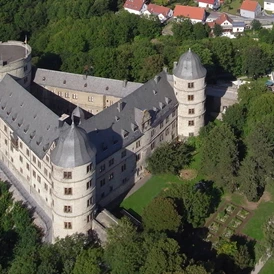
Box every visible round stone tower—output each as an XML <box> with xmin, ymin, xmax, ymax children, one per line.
<box><xmin>50</xmin><ymin>114</ymin><xmax>96</xmax><ymax>240</ymax></box>
<box><xmin>173</xmin><ymin>49</ymin><xmax>207</xmax><ymax>138</ymax></box>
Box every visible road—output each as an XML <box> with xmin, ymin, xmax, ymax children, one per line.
<box><xmin>0</xmin><ymin>160</ymin><xmax>52</xmax><ymax>242</ymax></box>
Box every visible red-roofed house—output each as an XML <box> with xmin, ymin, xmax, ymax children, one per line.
<box><xmin>123</xmin><ymin>0</ymin><xmax>147</xmax><ymax>15</ymax></box>
<box><xmin>174</xmin><ymin>5</ymin><xmax>206</xmax><ymax>23</ymax></box>
<box><xmin>198</xmin><ymin>0</ymin><xmax>219</xmax><ymax>9</ymax></box>
<box><xmin>240</xmin><ymin>0</ymin><xmax>261</xmax><ymax>18</ymax></box>
<box><xmin>144</xmin><ymin>4</ymin><xmax>173</xmax><ymax>23</ymax></box>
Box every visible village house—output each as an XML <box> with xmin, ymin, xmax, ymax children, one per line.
<box><xmin>264</xmin><ymin>0</ymin><xmax>274</xmax><ymax>12</ymax></box>
<box><xmin>173</xmin><ymin>5</ymin><xmax>206</xmax><ymax>24</ymax></box>
<box><xmin>240</xmin><ymin>0</ymin><xmax>261</xmax><ymax>18</ymax></box>
<box><xmin>144</xmin><ymin>3</ymin><xmax>173</xmax><ymax>23</ymax></box>
<box><xmin>197</xmin><ymin>0</ymin><xmax>220</xmax><ymax>10</ymax></box>
<box><xmin>123</xmin><ymin>0</ymin><xmax>147</xmax><ymax>15</ymax></box>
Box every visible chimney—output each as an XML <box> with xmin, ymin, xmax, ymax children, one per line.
<box><xmin>58</xmin><ymin>114</ymin><xmax>69</xmax><ymax>128</ymax></box>
<box><xmin>173</xmin><ymin>61</ymin><xmax>178</xmax><ymax>69</ymax></box>
<box><xmin>117</xmin><ymin>101</ymin><xmax>125</xmax><ymax>112</ymax></box>
<box><xmin>163</xmin><ymin>67</ymin><xmax>168</xmax><ymax>73</ymax></box>
<box><xmin>154</xmin><ymin>75</ymin><xmax>161</xmax><ymax>84</ymax></box>
<box><xmin>123</xmin><ymin>79</ymin><xmax>128</xmax><ymax>88</ymax></box>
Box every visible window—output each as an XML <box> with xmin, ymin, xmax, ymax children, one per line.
<box><xmin>64</xmin><ymin>205</ymin><xmax>72</xmax><ymax>213</ymax></box>
<box><xmin>101</xmin><ymin>192</ymin><xmax>105</xmax><ymax>198</ymax></box>
<box><xmin>100</xmin><ymin>179</ymin><xmax>105</xmax><ymax>187</ymax></box>
<box><xmin>46</xmin><ymin>155</ymin><xmax>49</xmax><ymax>162</ymax></box>
<box><xmin>165</xmin><ymin>128</ymin><xmax>170</xmax><ymax>136</ymax></box>
<box><xmin>109</xmin><ymin>158</ymin><xmax>114</xmax><ymax>167</ymax></box>
<box><xmin>24</xmin><ymin>65</ymin><xmax>28</xmax><ymax>72</ymax></box>
<box><xmin>188</xmin><ymin>108</ymin><xmax>195</xmax><ymax>114</ymax></box>
<box><xmin>99</xmin><ymin>164</ymin><xmax>105</xmax><ymax>173</ymax></box>
<box><xmin>151</xmin><ymin>129</ymin><xmax>155</xmax><ymax>138</ymax></box>
<box><xmin>64</xmin><ymin>222</ymin><xmax>72</xmax><ymax>229</ymax></box>
<box><xmin>20</xmin><ymin>168</ymin><xmax>23</xmax><ymax>174</ymax></box>
<box><xmin>24</xmin><ymin>77</ymin><xmax>28</xmax><ymax>84</ymax></box>
<box><xmin>26</xmin><ymin>149</ymin><xmax>29</xmax><ymax>156</ymax></box>
<box><xmin>33</xmin><ymin>170</ymin><xmax>36</xmax><ymax>178</ymax></box>
<box><xmin>87</xmin><ymin>214</ymin><xmax>92</xmax><ymax>223</ymax></box>
<box><xmin>57</xmin><ymin>91</ymin><xmax>62</xmax><ymax>97</ymax></box>
<box><xmin>121</xmin><ymin>150</ymin><xmax>127</xmax><ymax>158</ymax></box>
<box><xmin>136</xmin><ymin>153</ymin><xmax>140</xmax><ymax>162</ymax></box>
<box><xmin>136</xmin><ymin>140</ymin><xmax>141</xmax><ymax>149</ymax></box>
<box><xmin>87</xmin><ymin>163</ymin><xmax>93</xmax><ymax>173</ymax></box>
<box><xmin>188</xmin><ymin>82</ymin><xmax>194</xmax><ymax>88</ymax></box>
<box><xmin>26</xmin><ymin>163</ymin><xmax>30</xmax><ymax>170</ymax></box>
<box><xmin>86</xmin><ymin>180</ymin><xmax>92</xmax><ymax>190</ymax></box>
<box><xmin>122</xmin><ymin>178</ymin><xmax>128</xmax><ymax>184</ymax></box>
<box><xmin>44</xmin><ymin>183</ymin><xmax>48</xmax><ymax>191</ymax></box>
<box><xmin>188</xmin><ymin>95</ymin><xmax>194</xmax><ymax>101</ymax></box>
<box><xmin>189</xmin><ymin>132</ymin><xmax>194</xmax><ymax>137</ymax></box>
<box><xmin>64</xmin><ymin>171</ymin><xmax>72</xmax><ymax>179</ymax></box>
<box><xmin>4</xmin><ymin>125</ymin><xmax>7</xmax><ymax>133</ymax></box>
<box><xmin>5</xmin><ymin>139</ymin><xmax>7</xmax><ymax>146</ymax></box>
<box><xmin>160</xmin><ymin>122</ymin><xmax>163</xmax><ymax>129</ymax></box>
<box><xmin>166</xmin><ymin>115</ymin><xmax>169</xmax><ymax>124</ymax></box>
<box><xmin>37</xmin><ymin>175</ymin><xmax>41</xmax><ymax>183</ymax></box>
<box><xmin>172</xmin><ymin>110</ymin><xmax>176</xmax><ymax>117</ymax></box>
<box><xmin>32</xmin><ymin>155</ymin><xmax>36</xmax><ymax>164</ymax></box>
<box><xmin>88</xmin><ymin>96</ymin><xmax>93</xmax><ymax>102</ymax></box>
<box><xmin>109</xmin><ymin>186</ymin><xmax>113</xmax><ymax>192</ymax></box>
<box><xmin>109</xmin><ymin>172</ymin><xmax>114</xmax><ymax>181</ymax></box>
<box><xmin>38</xmin><ymin>161</ymin><xmax>41</xmax><ymax>169</ymax></box>
<box><xmin>44</xmin><ymin>168</ymin><xmax>48</xmax><ymax>176</ymax></box>
<box><xmin>20</xmin><ymin>142</ymin><xmax>23</xmax><ymax>149</ymax></box>
<box><xmin>151</xmin><ymin>142</ymin><xmax>155</xmax><ymax>150</ymax></box>
<box><xmin>20</xmin><ymin>155</ymin><xmax>23</xmax><ymax>163</ymax></box>
<box><xmin>72</xmin><ymin>94</ymin><xmax>77</xmax><ymax>99</ymax></box>
<box><xmin>121</xmin><ymin>163</ymin><xmax>126</xmax><ymax>172</ymax></box>
<box><xmin>65</xmin><ymin>93</ymin><xmax>69</xmax><ymax>98</ymax></box>
<box><xmin>64</xmin><ymin>188</ymin><xmax>72</xmax><ymax>195</ymax></box>
<box><xmin>160</xmin><ymin>134</ymin><xmax>164</xmax><ymax>142</ymax></box>
<box><xmin>172</xmin><ymin>121</ymin><xmax>176</xmax><ymax>129</ymax></box>
<box><xmin>87</xmin><ymin>197</ymin><xmax>93</xmax><ymax>207</ymax></box>
<box><xmin>188</xmin><ymin>120</ymin><xmax>194</xmax><ymax>126</ymax></box>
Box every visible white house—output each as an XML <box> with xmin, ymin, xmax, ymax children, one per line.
<box><xmin>264</xmin><ymin>0</ymin><xmax>274</xmax><ymax>12</ymax></box>
<box><xmin>232</xmin><ymin>22</ymin><xmax>245</xmax><ymax>33</ymax></box>
<box><xmin>173</xmin><ymin>5</ymin><xmax>206</xmax><ymax>24</ymax></box>
<box><xmin>144</xmin><ymin>4</ymin><xmax>173</xmax><ymax>23</ymax></box>
<box><xmin>198</xmin><ymin>0</ymin><xmax>219</xmax><ymax>9</ymax></box>
<box><xmin>240</xmin><ymin>0</ymin><xmax>261</xmax><ymax>18</ymax></box>
<box><xmin>123</xmin><ymin>0</ymin><xmax>147</xmax><ymax>15</ymax></box>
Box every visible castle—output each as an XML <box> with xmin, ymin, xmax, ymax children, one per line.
<box><xmin>0</xmin><ymin>41</ymin><xmax>236</xmax><ymax>242</ymax></box>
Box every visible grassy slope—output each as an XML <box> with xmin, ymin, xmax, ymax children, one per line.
<box><xmin>259</xmin><ymin>258</ymin><xmax>274</xmax><ymax>274</ymax></box>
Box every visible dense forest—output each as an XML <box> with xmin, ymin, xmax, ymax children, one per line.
<box><xmin>1</xmin><ymin>0</ymin><xmax>274</xmax><ymax>82</ymax></box>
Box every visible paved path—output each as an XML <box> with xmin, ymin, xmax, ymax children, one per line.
<box><xmin>0</xmin><ymin>160</ymin><xmax>52</xmax><ymax>242</ymax></box>
<box><xmin>251</xmin><ymin>252</ymin><xmax>271</xmax><ymax>274</ymax></box>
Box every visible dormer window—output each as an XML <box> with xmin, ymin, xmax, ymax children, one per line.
<box><xmin>188</xmin><ymin>82</ymin><xmax>194</xmax><ymax>88</ymax></box>
<box><xmin>153</xmin><ymin>89</ymin><xmax>157</xmax><ymax>95</ymax></box>
<box><xmin>131</xmin><ymin>123</ymin><xmax>138</xmax><ymax>132</ymax></box>
<box><xmin>159</xmin><ymin>102</ymin><xmax>165</xmax><ymax>110</ymax></box>
<box><xmin>122</xmin><ymin>129</ymin><xmax>129</xmax><ymax>139</ymax></box>
<box><xmin>42</xmin><ymin>77</ymin><xmax>46</xmax><ymax>81</ymax></box>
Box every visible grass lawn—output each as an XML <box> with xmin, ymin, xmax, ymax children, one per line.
<box><xmin>121</xmin><ymin>151</ymin><xmax>204</xmax><ymax>217</ymax></box>
<box><xmin>242</xmin><ymin>183</ymin><xmax>274</xmax><ymax>241</ymax></box>
<box><xmin>259</xmin><ymin>258</ymin><xmax>274</xmax><ymax>274</ymax></box>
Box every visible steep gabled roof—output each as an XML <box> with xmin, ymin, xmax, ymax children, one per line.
<box><xmin>81</xmin><ymin>72</ymin><xmax>178</xmax><ymax>163</ymax></box>
<box><xmin>240</xmin><ymin>0</ymin><xmax>259</xmax><ymax>11</ymax></box>
<box><xmin>124</xmin><ymin>0</ymin><xmax>145</xmax><ymax>11</ymax></box>
<box><xmin>0</xmin><ymin>74</ymin><xmax>61</xmax><ymax>159</ymax></box>
<box><xmin>174</xmin><ymin>5</ymin><xmax>205</xmax><ymax>21</ymax></box>
<box><xmin>215</xmin><ymin>13</ymin><xmax>233</xmax><ymax>25</ymax></box>
<box><xmin>147</xmin><ymin>4</ymin><xmax>171</xmax><ymax>16</ymax></box>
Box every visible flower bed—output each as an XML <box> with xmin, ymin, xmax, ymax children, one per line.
<box><xmin>222</xmin><ymin>227</ymin><xmax>234</xmax><ymax>238</ymax></box>
<box><xmin>216</xmin><ymin>211</ymin><xmax>230</xmax><ymax>223</ymax></box>
<box><xmin>229</xmin><ymin>218</ymin><xmax>242</xmax><ymax>229</ymax></box>
<box><xmin>225</xmin><ymin>204</ymin><xmax>235</xmax><ymax>214</ymax></box>
<box><xmin>237</xmin><ymin>208</ymin><xmax>250</xmax><ymax>219</ymax></box>
<box><xmin>209</xmin><ymin>221</ymin><xmax>220</xmax><ymax>233</ymax></box>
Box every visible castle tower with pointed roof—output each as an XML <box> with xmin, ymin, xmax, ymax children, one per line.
<box><xmin>173</xmin><ymin>49</ymin><xmax>207</xmax><ymax>138</ymax></box>
<box><xmin>51</xmin><ymin>111</ymin><xmax>96</xmax><ymax>239</ymax></box>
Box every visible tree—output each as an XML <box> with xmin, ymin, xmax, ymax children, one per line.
<box><xmin>217</xmin><ymin>239</ymin><xmax>237</xmax><ymax>257</ymax></box>
<box><xmin>140</xmin><ymin>237</ymin><xmax>185</xmax><ymax>274</ymax></box>
<box><xmin>251</xmin><ymin>19</ymin><xmax>262</xmax><ymax>31</ymax></box>
<box><xmin>234</xmin><ymin>245</ymin><xmax>254</xmax><ymax>271</ymax></box>
<box><xmin>193</xmin><ymin>23</ymin><xmax>208</xmax><ymax>40</ymax></box>
<box><xmin>200</xmin><ymin>123</ymin><xmax>239</xmax><ymax>191</ymax></box>
<box><xmin>242</xmin><ymin>46</ymin><xmax>268</xmax><ymax>79</ymax></box>
<box><xmin>142</xmin><ymin>197</ymin><xmax>182</xmax><ymax>233</ymax></box>
<box><xmin>104</xmin><ymin>218</ymin><xmax>144</xmax><ymax>274</ymax></box>
<box><xmin>263</xmin><ymin>214</ymin><xmax>274</xmax><ymax>252</ymax></box>
<box><xmin>147</xmin><ymin>141</ymin><xmax>193</xmax><ymax>175</ymax></box>
<box><xmin>73</xmin><ymin>248</ymin><xmax>104</xmax><ymax>274</ymax></box>
<box><xmin>172</xmin><ymin>19</ymin><xmax>194</xmax><ymax>42</ymax></box>
<box><xmin>213</xmin><ymin>24</ymin><xmax>223</xmax><ymax>37</ymax></box>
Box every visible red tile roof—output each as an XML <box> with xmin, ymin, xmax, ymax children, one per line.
<box><xmin>174</xmin><ymin>5</ymin><xmax>205</xmax><ymax>21</ymax></box>
<box><xmin>240</xmin><ymin>0</ymin><xmax>259</xmax><ymax>12</ymax></box>
<box><xmin>198</xmin><ymin>0</ymin><xmax>215</xmax><ymax>4</ymax></box>
<box><xmin>215</xmin><ymin>13</ymin><xmax>233</xmax><ymax>25</ymax></box>
<box><xmin>147</xmin><ymin>4</ymin><xmax>171</xmax><ymax>16</ymax></box>
<box><xmin>124</xmin><ymin>0</ymin><xmax>145</xmax><ymax>11</ymax></box>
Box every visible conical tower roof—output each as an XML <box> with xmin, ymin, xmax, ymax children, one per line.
<box><xmin>173</xmin><ymin>49</ymin><xmax>206</xmax><ymax>80</ymax></box>
<box><xmin>51</xmin><ymin>124</ymin><xmax>95</xmax><ymax>168</ymax></box>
